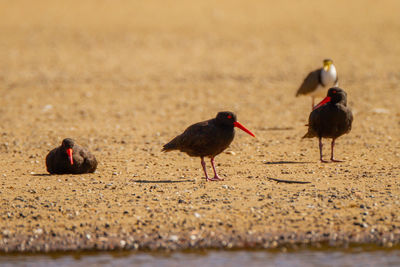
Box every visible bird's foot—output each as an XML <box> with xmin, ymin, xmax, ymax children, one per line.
<box><xmin>207</xmin><ymin>176</ymin><xmax>224</xmax><ymax>181</ymax></box>
<box><xmin>331</xmin><ymin>158</ymin><xmax>344</xmax><ymax>162</ymax></box>
<box><xmin>320</xmin><ymin>159</ymin><xmax>330</xmax><ymax>163</ymax></box>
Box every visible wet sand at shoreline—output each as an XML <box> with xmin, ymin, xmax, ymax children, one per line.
<box><xmin>0</xmin><ymin>0</ymin><xmax>399</xmax><ymax>252</ymax></box>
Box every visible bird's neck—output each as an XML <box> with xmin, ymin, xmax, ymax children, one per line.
<box><xmin>338</xmin><ymin>98</ymin><xmax>347</xmax><ymax>106</ymax></box>
<box><xmin>216</xmin><ymin>122</ymin><xmax>234</xmax><ymax>132</ymax></box>
<box><xmin>332</xmin><ymin>98</ymin><xmax>347</xmax><ymax>107</ymax></box>
<box><xmin>321</xmin><ymin>65</ymin><xmax>337</xmax><ymax>86</ymax></box>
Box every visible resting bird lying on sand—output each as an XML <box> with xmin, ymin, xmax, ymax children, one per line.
<box><xmin>46</xmin><ymin>138</ymin><xmax>98</xmax><ymax>174</ymax></box>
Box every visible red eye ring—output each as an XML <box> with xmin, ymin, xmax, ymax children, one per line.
<box><xmin>332</xmin><ymin>90</ymin><xmax>337</xmax><ymax>94</ymax></box>
<box><xmin>227</xmin><ymin>115</ymin><xmax>232</xmax><ymax>119</ymax></box>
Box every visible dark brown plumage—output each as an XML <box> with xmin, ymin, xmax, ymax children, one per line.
<box><xmin>46</xmin><ymin>138</ymin><xmax>98</xmax><ymax>174</ymax></box>
<box><xmin>303</xmin><ymin>87</ymin><xmax>353</xmax><ymax>162</ymax></box>
<box><xmin>162</xmin><ymin>111</ymin><xmax>255</xmax><ymax>181</ymax></box>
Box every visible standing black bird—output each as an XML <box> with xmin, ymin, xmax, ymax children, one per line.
<box><xmin>162</xmin><ymin>111</ymin><xmax>255</xmax><ymax>181</ymax></box>
<box><xmin>296</xmin><ymin>59</ymin><xmax>339</xmax><ymax>109</ymax></box>
<box><xmin>303</xmin><ymin>87</ymin><xmax>353</xmax><ymax>162</ymax></box>
<box><xmin>46</xmin><ymin>138</ymin><xmax>98</xmax><ymax>174</ymax></box>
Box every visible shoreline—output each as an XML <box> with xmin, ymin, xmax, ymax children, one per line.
<box><xmin>1</xmin><ymin>231</ymin><xmax>399</xmax><ymax>253</ymax></box>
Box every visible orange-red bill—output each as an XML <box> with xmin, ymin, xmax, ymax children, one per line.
<box><xmin>233</xmin><ymin>121</ymin><xmax>255</xmax><ymax>137</ymax></box>
<box><xmin>66</xmin><ymin>148</ymin><xmax>74</xmax><ymax>165</ymax></box>
<box><xmin>313</xmin><ymin>96</ymin><xmax>331</xmax><ymax>110</ymax></box>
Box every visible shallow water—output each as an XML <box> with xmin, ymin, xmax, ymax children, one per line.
<box><xmin>1</xmin><ymin>249</ymin><xmax>400</xmax><ymax>267</ymax></box>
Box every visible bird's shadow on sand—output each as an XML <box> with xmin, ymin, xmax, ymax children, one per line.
<box><xmin>264</xmin><ymin>161</ymin><xmax>312</xmax><ymax>165</ymax></box>
<box><xmin>31</xmin><ymin>173</ymin><xmax>52</xmax><ymax>177</ymax></box>
<box><xmin>263</xmin><ymin>127</ymin><xmax>294</xmax><ymax>131</ymax></box>
<box><xmin>132</xmin><ymin>179</ymin><xmax>195</xmax><ymax>184</ymax></box>
<box><xmin>31</xmin><ymin>173</ymin><xmax>194</xmax><ymax>183</ymax></box>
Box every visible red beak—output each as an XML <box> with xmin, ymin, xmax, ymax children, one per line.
<box><xmin>233</xmin><ymin>121</ymin><xmax>255</xmax><ymax>137</ymax></box>
<box><xmin>66</xmin><ymin>148</ymin><xmax>74</xmax><ymax>165</ymax></box>
<box><xmin>313</xmin><ymin>96</ymin><xmax>331</xmax><ymax>110</ymax></box>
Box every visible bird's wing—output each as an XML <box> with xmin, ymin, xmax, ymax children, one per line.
<box><xmin>82</xmin><ymin>150</ymin><xmax>98</xmax><ymax>172</ymax></box>
<box><xmin>302</xmin><ymin>108</ymin><xmax>321</xmax><ymax>138</ymax></box>
<box><xmin>337</xmin><ymin>105</ymin><xmax>353</xmax><ymax>134</ymax></box>
<box><xmin>162</xmin><ymin>121</ymin><xmax>212</xmax><ymax>152</ymax></box>
<box><xmin>296</xmin><ymin>69</ymin><xmax>321</xmax><ymax>96</ymax></box>
<box><xmin>45</xmin><ymin>148</ymin><xmax>57</xmax><ymax>173</ymax></box>
<box><xmin>76</xmin><ymin>147</ymin><xmax>97</xmax><ymax>173</ymax></box>
<box><xmin>179</xmin><ymin>120</ymin><xmax>215</xmax><ymax>149</ymax></box>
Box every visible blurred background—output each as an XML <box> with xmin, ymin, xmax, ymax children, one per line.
<box><xmin>1</xmin><ymin>0</ymin><xmax>399</xmax><ymax>177</ymax></box>
<box><xmin>0</xmin><ymin>0</ymin><xmax>399</xmax><ymax>173</ymax></box>
<box><xmin>0</xmin><ymin>0</ymin><xmax>399</xmax><ymax>257</ymax></box>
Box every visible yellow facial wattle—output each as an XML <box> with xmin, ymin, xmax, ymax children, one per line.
<box><xmin>323</xmin><ymin>61</ymin><xmax>332</xmax><ymax>71</ymax></box>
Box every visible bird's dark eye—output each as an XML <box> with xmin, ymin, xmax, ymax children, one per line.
<box><xmin>227</xmin><ymin>115</ymin><xmax>232</xmax><ymax>119</ymax></box>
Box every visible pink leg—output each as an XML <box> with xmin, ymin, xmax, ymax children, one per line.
<box><xmin>319</xmin><ymin>137</ymin><xmax>329</xmax><ymax>163</ymax></box>
<box><xmin>200</xmin><ymin>157</ymin><xmax>210</xmax><ymax>181</ymax></box>
<box><xmin>331</xmin><ymin>139</ymin><xmax>344</xmax><ymax>162</ymax></box>
<box><xmin>209</xmin><ymin>157</ymin><xmax>224</xmax><ymax>181</ymax></box>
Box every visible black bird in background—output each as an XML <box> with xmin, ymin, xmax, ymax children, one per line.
<box><xmin>303</xmin><ymin>88</ymin><xmax>353</xmax><ymax>162</ymax></box>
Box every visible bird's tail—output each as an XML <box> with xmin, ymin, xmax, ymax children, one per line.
<box><xmin>302</xmin><ymin>130</ymin><xmax>315</xmax><ymax>139</ymax></box>
<box><xmin>302</xmin><ymin>124</ymin><xmax>315</xmax><ymax>138</ymax></box>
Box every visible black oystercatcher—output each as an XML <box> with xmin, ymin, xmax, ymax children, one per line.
<box><xmin>46</xmin><ymin>138</ymin><xmax>98</xmax><ymax>174</ymax></box>
<box><xmin>303</xmin><ymin>87</ymin><xmax>353</xmax><ymax>163</ymax></box>
<box><xmin>162</xmin><ymin>111</ymin><xmax>255</xmax><ymax>181</ymax></box>
<box><xmin>296</xmin><ymin>59</ymin><xmax>339</xmax><ymax>109</ymax></box>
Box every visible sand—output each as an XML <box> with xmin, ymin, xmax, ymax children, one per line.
<box><xmin>0</xmin><ymin>0</ymin><xmax>399</xmax><ymax>252</ymax></box>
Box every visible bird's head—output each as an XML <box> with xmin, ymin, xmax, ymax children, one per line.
<box><xmin>216</xmin><ymin>111</ymin><xmax>255</xmax><ymax>137</ymax></box>
<box><xmin>328</xmin><ymin>87</ymin><xmax>347</xmax><ymax>104</ymax></box>
<box><xmin>313</xmin><ymin>87</ymin><xmax>348</xmax><ymax>110</ymax></box>
<box><xmin>323</xmin><ymin>59</ymin><xmax>334</xmax><ymax>71</ymax></box>
<box><xmin>61</xmin><ymin>138</ymin><xmax>75</xmax><ymax>165</ymax></box>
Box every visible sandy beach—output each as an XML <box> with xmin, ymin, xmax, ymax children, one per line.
<box><xmin>0</xmin><ymin>0</ymin><xmax>399</xmax><ymax>252</ymax></box>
